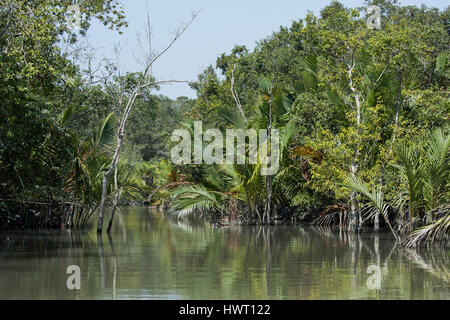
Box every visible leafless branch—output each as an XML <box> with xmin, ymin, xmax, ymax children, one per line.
<box><xmin>143</xmin><ymin>10</ymin><xmax>200</xmax><ymax>78</ymax></box>
<box><xmin>97</xmin><ymin>9</ymin><xmax>199</xmax><ymax>233</ymax></box>
<box><xmin>230</xmin><ymin>64</ymin><xmax>247</xmax><ymax>125</ymax></box>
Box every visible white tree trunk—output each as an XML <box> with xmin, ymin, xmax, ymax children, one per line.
<box><xmin>107</xmin><ymin>163</ymin><xmax>120</xmax><ymax>233</ymax></box>
<box><xmin>230</xmin><ymin>64</ymin><xmax>247</xmax><ymax>125</ymax></box>
<box><xmin>348</xmin><ymin>63</ymin><xmax>361</xmax><ymax>232</ymax></box>
<box><xmin>96</xmin><ymin>12</ymin><xmax>199</xmax><ymax>233</ymax></box>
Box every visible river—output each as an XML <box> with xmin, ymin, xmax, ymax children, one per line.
<box><xmin>0</xmin><ymin>206</ymin><xmax>448</xmax><ymax>299</ymax></box>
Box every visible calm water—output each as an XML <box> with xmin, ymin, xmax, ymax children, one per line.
<box><xmin>0</xmin><ymin>206</ymin><xmax>448</xmax><ymax>299</ymax></box>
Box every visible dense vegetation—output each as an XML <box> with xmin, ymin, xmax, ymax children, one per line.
<box><xmin>0</xmin><ymin>1</ymin><xmax>448</xmax><ymax>246</ymax></box>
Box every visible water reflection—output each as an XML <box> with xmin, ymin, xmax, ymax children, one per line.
<box><xmin>0</xmin><ymin>206</ymin><xmax>448</xmax><ymax>299</ymax></box>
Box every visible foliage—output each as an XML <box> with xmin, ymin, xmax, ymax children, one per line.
<box><xmin>0</xmin><ymin>0</ymin><xmax>448</xmax><ymax>246</ymax></box>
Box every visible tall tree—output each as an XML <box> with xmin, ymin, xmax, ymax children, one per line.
<box><xmin>96</xmin><ymin>11</ymin><xmax>199</xmax><ymax>233</ymax></box>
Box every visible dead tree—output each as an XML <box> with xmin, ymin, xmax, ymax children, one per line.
<box><xmin>97</xmin><ymin>11</ymin><xmax>200</xmax><ymax>234</ymax></box>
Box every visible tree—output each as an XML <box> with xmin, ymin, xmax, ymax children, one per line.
<box><xmin>96</xmin><ymin>11</ymin><xmax>199</xmax><ymax>233</ymax></box>
<box><xmin>0</xmin><ymin>0</ymin><xmax>126</xmax><ymax>228</ymax></box>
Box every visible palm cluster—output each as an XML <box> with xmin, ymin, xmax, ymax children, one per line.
<box><xmin>64</xmin><ymin>112</ymin><xmax>145</xmax><ymax>228</ymax></box>
<box><xmin>345</xmin><ymin>128</ymin><xmax>449</xmax><ymax>246</ymax></box>
<box><xmin>168</xmin><ymin>78</ymin><xmax>301</xmax><ymax>224</ymax></box>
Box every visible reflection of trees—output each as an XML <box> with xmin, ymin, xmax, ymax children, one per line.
<box><xmin>402</xmin><ymin>248</ymin><xmax>449</xmax><ymax>283</ymax></box>
<box><xmin>107</xmin><ymin>233</ymin><xmax>118</xmax><ymax>300</ymax></box>
<box><xmin>141</xmin><ymin>218</ymin><xmax>448</xmax><ymax>299</ymax></box>
<box><xmin>0</xmin><ymin>230</ymin><xmax>103</xmax><ymax>299</ymax></box>
<box><xmin>307</xmin><ymin>228</ymin><xmax>449</xmax><ymax>299</ymax></box>
<box><xmin>0</xmin><ymin>207</ymin><xmax>448</xmax><ymax>299</ymax></box>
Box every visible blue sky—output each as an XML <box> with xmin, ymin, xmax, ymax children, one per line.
<box><xmin>85</xmin><ymin>0</ymin><xmax>448</xmax><ymax>99</ymax></box>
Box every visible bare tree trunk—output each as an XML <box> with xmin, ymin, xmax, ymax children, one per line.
<box><xmin>348</xmin><ymin>63</ymin><xmax>361</xmax><ymax>232</ymax></box>
<box><xmin>375</xmin><ymin>168</ymin><xmax>384</xmax><ymax>233</ymax></box>
<box><xmin>96</xmin><ymin>12</ymin><xmax>199</xmax><ymax>234</ymax></box>
<box><xmin>264</xmin><ymin>78</ymin><xmax>274</xmax><ymax>225</ymax></box>
<box><xmin>394</xmin><ymin>72</ymin><xmax>402</xmax><ymax>136</ymax></box>
<box><xmin>97</xmin><ymin>128</ymin><xmax>124</xmax><ymax>233</ymax></box>
<box><xmin>230</xmin><ymin>64</ymin><xmax>247</xmax><ymax>125</ymax></box>
<box><xmin>349</xmin><ymin>190</ymin><xmax>358</xmax><ymax>232</ymax></box>
<box><xmin>266</xmin><ymin>177</ymin><xmax>272</xmax><ymax>225</ymax></box>
<box><xmin>374</xmin><ymin>205</ymin><xmax>380</xmax><ymax>232</ymax></box>
<box><xmin>255</xmin><ymin>205</ymin><xmax>262</xmax><ymax>224</ymax></box>
<box><xmin>107</xmin><ymin>164</ymin><xmax>120</xmax><ymax>233</ymax></box>
<box><xmin>98</xmin><ymin>84</ymin><xmax>146</xmax><ymax>233</ymax></box>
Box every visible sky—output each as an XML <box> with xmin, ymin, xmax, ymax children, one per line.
<box><xmin>85</xmin><ymin>0</ymin><xmax>448</xmax><ymax>99</ymax></box>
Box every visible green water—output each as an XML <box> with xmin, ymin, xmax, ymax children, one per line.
<box><xmin>0</xmin><ymin>206</ymin><xmax>448</xmax><ymax>299</ymax></box>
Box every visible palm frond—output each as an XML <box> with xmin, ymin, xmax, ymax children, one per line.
<box><xmin>170</xmin><ymin>184</ymin><xmax>224</xmax><ymax>216</ymax></box>
<box><xmin>91</xmin><ymin>112</ymin><xmax>116</xmax><ymax>152</ymax></box>
<box><xmin>220</xmin><ymin>106</ymin><xmax>246</xmax><ymax>129</ymax></box>
<box><xmin>403</xmin><ymin>206</ymin><xmax>450</xmax><ymax>247</ymax></box>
